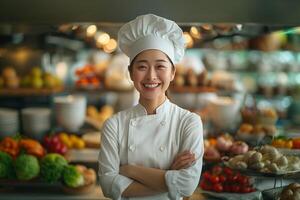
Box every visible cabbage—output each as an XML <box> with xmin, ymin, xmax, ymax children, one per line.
<box><xmin>40</xmin><ymin>153</ymin><xmax>68</xmax><ymax>183</ymax></box>
<box><xmin>15</xmin><ymin>154</ymin><xmax>40</xmax><ymax>180</ymax></box>
<box><xmin>0</xmin><ymin>151</ymin><xmax>15</xmax><ymax>179</ymax></box>
<box><xmin>63</xmin><ymin>165</ymin><xmax>84</xmax><ymax>187</ymax></box>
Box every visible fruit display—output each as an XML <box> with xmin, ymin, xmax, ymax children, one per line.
<box><xmin>43</xmin><ymin>135</ymin><xmax>68</xmax><ymax>155</ymax></box>
<box><xmin>236</xmin><ymin>123</ymin><xmax>277</xmax><ymax>144</ymax></box>
<box><xmin>272</xmin><ymin>136</ymin><xmax>300</xmax><ymax>149</ymax></box>
<box><xmin>0</xmin><ymin>67</ymin><xmax>20</xmax><ymax>88</ymax></box>
<box><xmin>204</xmin><ymin>134</ymin><xmax>249</xmax><ymax>162</ymax></box>
<box><xmin>20</xmin><ymin>67</ymin><xmax>63</xmax><ymax>89</ymax></box>
<box><xmin>199</xmin><ymin>165</ymin><xmax>256</xmax><ymax>193</ymax></box>
<box><xmin>75</xmin><ymin>64</ymin><xmax>102</xmax><ymax>89</ymax></box>
<box><xmin>278</xmin><ymin>183</ymin><xmax>300</xmax><ymax>200</ymax></box>
<box><xmin>86</xmin><ymin>105</ymin><xmax>114</xmax><ymax>129</ymax></box>
<box><xmin>57</xmin><ymin>132</ymin><xmax>85</xmax><ymax>149</ymax></box>
<box><xmin>0</xmin><ymin>136</ymin><xmax>45</xmax><ymax>159</ymax></box>
<box><xmin>227</xmin><ymin>145</ymin><xmax>300</xmax><ymax>173</ymax></box>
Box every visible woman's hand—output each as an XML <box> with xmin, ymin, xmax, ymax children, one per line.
<box><xmin>171</xmin><ymin>150</ymin><xmax>196</xmax><ymax>170</ymax></box>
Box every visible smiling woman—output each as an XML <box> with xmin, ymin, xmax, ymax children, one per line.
<box><xmin>98</xmin><ymin>14</ymin><xmax>204</xmax><ymax>200</ymax></box>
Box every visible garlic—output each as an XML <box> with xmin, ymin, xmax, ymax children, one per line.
<box><xmin>236</xmin><ymin>161</ymin><xmax>247</xmax><ymax>170</ymax></box>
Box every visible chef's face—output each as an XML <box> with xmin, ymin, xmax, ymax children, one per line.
<box><xmin>130</xmin><ymin>49</ymin><xmax>175</xmax><ymax>102</ymax></box>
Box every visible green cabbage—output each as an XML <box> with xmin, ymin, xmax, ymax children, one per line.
<box><xmin>0</xmin><ymin>151</ymin><xmax>15</xmax><ymax>179</ymax></box>
<box><xmin>40</xmin><ymin>153</ymin><xmax>68</xmax><ymax>183</ymax></box>
<box><xmin>15</xmin><ymin>154</ymin><xmax>40</xmax><ymax>180</ymax></box>
<box><xmin>63</xmin><ymin>165</ymin><xmax>84</xmax><ymax>187</ymax></box>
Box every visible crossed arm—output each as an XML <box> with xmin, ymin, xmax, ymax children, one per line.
<box><xmin>121</xmin><ymin>151</ymin><xmax>196</xmax><ymax>197</ymax></box>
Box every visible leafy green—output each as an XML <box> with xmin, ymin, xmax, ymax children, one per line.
<box><xmin>0</xmin><ymin>151</ymin><xmax>15</xmax><ymax>179</ymax></box>
<box><xmin>40</xmin><ymin>153</ymin><xmax>68</xmax><ymax>183</ymax></box>
<box><xmin>63</xmin><ymin>165</ymin><xmax>84</xmax><ymax>187</ymax></box>
<box><xmin>15</xmin><ymin>154</ymin><xmax>40</xmax><ymax>180</ymax></box>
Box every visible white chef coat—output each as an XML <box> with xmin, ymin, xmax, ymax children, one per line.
<box><xmin>98</xmin><ymin>99</ymin><xmax>204</xmax><ymax>200</ymax></box>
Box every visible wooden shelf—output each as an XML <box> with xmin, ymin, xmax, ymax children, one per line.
<box><xmin>169</xmin><ymin>86</ymin><xmax>218</xmax><ymax>93</ymax></box>
<box><xmin>0</xmin><ymin>87</ymin><xmax>64</xmax><ymax>96</ymax></box>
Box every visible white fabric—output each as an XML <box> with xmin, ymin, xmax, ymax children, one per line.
<box><xmin>118</xmin><ymin>14</ymin><xmax>185</xmax><ymax>64</ymax></box>
<box><xmin>98</xmin><ymin>99</ymin><xmax>204</xmax><ymax>200</ymax></box>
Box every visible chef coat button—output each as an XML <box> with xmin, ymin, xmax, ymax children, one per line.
<box><xmin>131</xmin><ymin>120</ymin><xmax>137</xmax><ymax>126</ymax></box>
<box><xmin>160</xmin><ymin>146</ymin><xmax>165</xmax><ymax>152</ymax></box>
<box><xmin>129</xmin><ymin>145</ymin><xmax>135</xmax><ymax>151</ymax></box>
<box><xmin>160</xmin><ymin>121</ymin><xmax>166</xmax><ymax>126</ymax></box>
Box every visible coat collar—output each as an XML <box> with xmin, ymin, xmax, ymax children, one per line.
<box><xmin>134</xmin><ymin>98</ymin><xmax>170</xmax><ymax>117</ymax></box>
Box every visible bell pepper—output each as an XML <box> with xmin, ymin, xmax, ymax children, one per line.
<box><xmin>19</xmin><ymin>139</ymin><xmax>45</xmax><ymax>158</ymax></box>
<box><xmin>0</xmin><ymin>137</ymin><xmax>19</xmax><ymax>158</ymax></box>
<box><xmin>292</xmin><ymin>138</ymin><xmax>300</xmax><ymax>149</ymax></box>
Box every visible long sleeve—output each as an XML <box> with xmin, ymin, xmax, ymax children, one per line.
<box><xmin>98</xmin><ymin>117</ymin><xmax>133</xmax><ymax>200</ymax></box>
<box><xmin>165</xmin><ymin>113</ymin><xmax>204</xmax><ymax>200</ymax></box>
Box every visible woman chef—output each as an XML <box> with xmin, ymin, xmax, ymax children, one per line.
<box><xmin>98</xmin><ymin>14</ymin><xmax>204</xmax><ymax>200</ymax></box>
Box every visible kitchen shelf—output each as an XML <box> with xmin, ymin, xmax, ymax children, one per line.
<box><xmin>169</xmin><ymin>86</ymin><xmax>218</xmax><ymax>93</ymax></box>
<box><xmin>0</xmin><ymin>87</ymin><xmax>64</xmax><ymax>96</ymax></box>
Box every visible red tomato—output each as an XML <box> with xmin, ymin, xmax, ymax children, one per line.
<box><xmin>212</xmin><ymin>165</ymin><xmax>223</xmax><ymax>175</ymax></box>
<box><xmin>223</xmin><ymin>167</ymin><xmax>233</xmax><ymax>176</ymax></box>
<box><xmin>210</xmin><ymin>175</ymin><xmax>220</xmax><ymax>184</ymax></box>
<box><xmin>241</xmin><ymin>186</ymin><xmax>252</xmax><ymax>193</ymax></box>
<box><xmin>202</xmin><ymin>171</ymin><xmax>211</xmax><ymax>181</ymax></box>
<box><xmin>223</xmin><ymin>185</ymin><xmax>231</xmax><ymax>192</ymax></box>
<box><xmin>213</xmin><ymin>183</ymin><xmax>223</xmax><ymax>192</ymax></box>
<box><xmin>238</xmin><ymin>175</ymin><xmax>249</xmax><ymax>185</ymax></box>
<box><xmin>293</xmin><ymin>139</ymin><xmax>300</xmax><ymax>149</ymax></box>
<box><xmin>231</xmin><ymin>185</ymin><xmax>241</xmax><ymax>193</ymax></box>
<box><xmin>200</xmin><ymin>180</ymin><xmax>212</xmax><ymax>191</ymax></box>
<box><xmin>219</xmin><ymin>175</ymin><xmax>226</xmax><ymax>183</ymax></box>
<box><xmin>43</xmin><ymin>136</ymin><xmax>52</xmax><ymax>148</ymax></box>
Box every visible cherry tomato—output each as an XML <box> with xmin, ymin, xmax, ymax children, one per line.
<box><xmin>241</xmin><ymin>186</ymin><xmax>252</xmax><ymax>193</ymax></box>
<box><xmin>202</xmin><ymin>171</ymin><xmax>211</xmax><ymax>181</ymax></box>
<box><xmin>43</xmin><ymin>135</ymin><xmax>52</xmax><ymax>148</ymax></box>
<box><xmin>210</xmin><ymin>175</ymin><xmax>220</xmax><ymax>184</ymax></box>
<box><xmin>219</xmin><ymin>175</ymin><xmax>226</xmax><ymax>183</ymax></box>
<box><xmin>213</xmin><ymin>183</ymin><xmax>223</xmax><ymax>192</ymax></box>
<box><xmin>212</xmin><ymin>165</ymin><xmax>223</xmax><ymax>175</ymax></box>
<box><xmin>223</xmin><ymin>167</ymin><xmax>233</xmax><ymax>176</ymax></box>
<box><xmin>200</xmin><ymin>180</ymin><xmax>212</xmax><ymax>191</ymax></box>
<box><xmin>238</xmin><ymin>175</ymin><xmax>249</xmax><ymax>185</ymax></box>
<box><xmin>231</xmin><ymin>185</ymin><xmax>241</xmax><ymax>193</ymax></box>
<box><xmin>223</xmin><ymin>184</ymin><xmax>231</xmax><ymax>192</ymax></box>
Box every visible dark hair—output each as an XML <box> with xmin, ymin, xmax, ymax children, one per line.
<box><xmin>128</xmin><ymin>51</ymin><xmax>175</xmax><ymax>72</ymax></box>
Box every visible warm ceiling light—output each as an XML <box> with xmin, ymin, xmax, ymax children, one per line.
<box><xmin>103</xmin><ymin>39</ymin><xmax>117</xmax><ymax>53</ymax></box>
<box><xmin>190</xmin><ymin>26</ymin><xmax>201</xmax><ymax>39</ymax></box>
<box><xmin>96</xmin><ymin>32</ymin><xmax>110</xmax><ymax>46</ymax></box>
<box><xmin>86</xmin><ymin>25</ymin><xmax>97</xmax><ymax>37</ymax></box>
<box><xmin>183</xmin><ymin>32</ymin><xmax>194</xmax><ymax>48</ymax></box>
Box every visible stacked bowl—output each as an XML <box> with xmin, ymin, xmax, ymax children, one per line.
<box><xmin>54</xmin><ymin>95</ymin><xmax>87</xmax><ymax>132</ymax></box>
<box><xmin>0</xmin><ymin>108</ymin><xmax>19</xmax><ymax>138</ymax></box>
<box><xmin>21</xmin><ymin>107</ymin><xmax>51</xmax><ymax>140</ymax></box>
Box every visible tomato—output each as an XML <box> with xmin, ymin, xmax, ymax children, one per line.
<box><xmin>241</xmin><ymin>186</ymin><xmax>252</xmax><ymax>193</ymax></box>
<box><xmin>231</xmin><ymin>185</ymin><xmax>241</xmax><ymax>193</ymax></box>
<box><xmin>223</xmin><ymin>184</ymin><xmax>231</xmax><ymax>192</ymax></box>
<box><xmin>43</xmin><ymin>136</ymin><xmax>52</xmax><ymax>148</ymax></box>
<box><xmin>213</xmin><ymin>183</ymin><xmax>223</xmax><ymax>192</ymax></box>
<box><xmin>293</xmin><ymin>139</ymin><xmax>300</xmax><ymax>149</ymax></box>
<box><xmin>223</xmin><ymin>167</ymin><xmax>233</xmax><ymax>176</ymax></box>
<box><xmin>219</xmin><ymin>175</ymin><xmax>226</xmax><ymax>183</ymax></box>
<box><xmin>202</xmin><ymin>171</ymin><xmax>211</xmax><ymax>181</ymax></box>
<box><xmin>210</xmin><ymin>175</ymin><xmax>220</xmax><ymax>184</ymax></box>
<box><xmin>200</xmin><ymin>180</ymin><xmax>212</xmax><ymax>191</ymax></box>
<box><xmin>212</xmin><ymin>165</ymin><xmax>223</xmax><ymax>175</ymax></box>
<box><xmin>238</xmin><ymin>175</ymin><xmax>249</xmax><ymax>185</ymax></box>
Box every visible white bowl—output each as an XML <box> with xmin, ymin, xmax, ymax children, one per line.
<box><xmin>54</xmin><ymin>95</ymin><xmax>86</xmax><ymax>132</ymax></box>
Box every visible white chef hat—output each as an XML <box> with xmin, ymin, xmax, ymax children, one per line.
<box><xmin>118</xmin><ymin>14</ymin><xmax>185</xmax><ymax>64</ymax></box>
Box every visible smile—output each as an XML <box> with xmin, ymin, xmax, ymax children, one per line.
<box><xmin>143</xmin><ymin>83</ymin><xmax>161</xmax><ymax>88</ymax></box>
